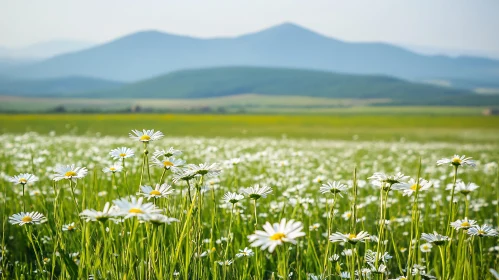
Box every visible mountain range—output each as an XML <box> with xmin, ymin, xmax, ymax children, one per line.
<box><xmin>2</xmin><ymin>23</ymin><xmax>499</xmax><ymax>85</ymax></box>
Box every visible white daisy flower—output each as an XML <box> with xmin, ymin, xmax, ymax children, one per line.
<box><xmin>364</xmin><ymin>249</ymin><xmax>392</xmax><ymax>263</ymax></box>
<box><xmin>248</xmin><ymin>218</ymin><xmax>305</xmax><ymax>252</ymax></box>
<box><xmin>340</xmin><ymin>272</ymin><xmax>351</xmax><ymax>279</ymax></box>
<box><xmin>185</xmin><ymin>163</ymin><xmax>221</xmax><ymax>177</ymax></box>
<box><xmin>368</xmin><ymin>172</ymin><xmax>409</xmax><ymax>190</ymax></box>
<box><xmin>129</xmin><ymin>129</ymin><xmax>164</xmax><ymax>143</ymax></box>
<box><xmin>62</xmin><ymin>222</ymin><xmax>77</xmax><ymax>232</ymax></box>
<box><xmin>217</xmin><ymin>259</ymin><xmax>233</xmax><ymax>266</ymax></box>
<box><xmin>9</xmin><ymin>212</ymin><xmax>46</xmax><ymax>226</ymax></box>
<box><xmin>113</xmin><ymin>196</ymin><xmax>162</xmax><ymax>219</ymax></box>
<box><xmin>52</xmin><ymin>165</ymin><xmax>88</xmax><ymax>181</ymax></box>
<box><xmin>235</xmin><ymin>247</ymin><xmax>254</xmax><ymax>258</ymax></box>
<box><xmin>137</xmin><ymin>184</ymin><xmax>174</xmax><ymax>200</ymax></box>
<box><xmin>8</xmin><ymin>173</ymin><xmax>39</xmax><ymax>185</ymax></box>
<box><xmin>102</xmin><ymin>163</ymin><xmax>123</xmax><ymax>173</ymax></box>
<box><xmin>421</xmin><ymin>231</ymin><xmax>450</xmax><ymax>245</ymax></box>
<box><xmin>222</xmin><ymin>192</ymin><xmax>244</xmax><ymax>204</ymax></box>
<box><xmin>449</xmin><ymin>181</ymin><xmax>479</xmax><ymax>195</ymax></box>
<box><xmin>450</xmin><ymin>217</ymin><xmax>477</xmax><ymax>230</ymax></box>
<box><xmin>467</xmin><ymin>224</ymin><xmax>498</xmax><ymax>237</ymax></box>
<box><xmin>153</xmin><ymin>147</ymin><xmax>182</xmax><ymax>158</ymax></box>
<box><xmin>109</xmin><ymin>147</ymin><xmax>134</xmax><ymax>160</ymax></box>
<box><xmin>79</xmin><ymin>202</ymin><xmax>116</xmax><ymax>222</ymax></box>
<box><xmin>309</xmin><ymin>223</ymin><xmax>321</xmax><ymax>231</ymax></box>
<box><xmin>329</xmin><ymin>254</ymin><xmax>340</xmax><ymax>262</ymax></box>
<box><xmin>329</xmin><ymin>231</ymin><xmax>370</xmax><ymax>244</ymax></box>
<box><xmin>144</xmin><ymin>214</ymin><xmax>179</xmax><ymax>225</ymax></box>
<box><xmin>437</xmin><ymin>155</ymin><xmax>476</xmax><ymax>167</ymax></box>
<box><xmin>319</xmin><ymin>181</ymin><xmax>348</xmax><ymax>196</ymax></box>
<box><xmin>420</xmin><ymin>243</ymin><xmax>433</xmax><ymax>253</ymax></box>
<box><xmin>243</xmin><ymin>184</ymin><xmax>273</xmax><ymax>200</ymax></box>
<box><xmin>151</xmin><ymin>157</ymin><xmax>185</xmax><ymax>171</ymax></box>
<box><xmin>393</xmin><ymin>178</ymin><xmax>432</xmax><ymax>196</ymax></box>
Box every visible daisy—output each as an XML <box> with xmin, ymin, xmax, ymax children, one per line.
<box><xmin>364</xmin><ymin>250</ymin><xmax>392</xmax><ymax>263</ymax></box>
<box><xmin>319</xmin><ymin>181</ymin><xmax>348</xmax><ymax>196</ymax></box>
<box><xmin>109</xmin><ymin>147</ymin><xmax>134</xmax><ymax>160</ymax></box>
<box><xmin>62</xmin><ymin>222</ymin><xmax>77</xmax><ymax>232</ymax></box>
<box><xmin>153</xmin><ymin>147</ymin><xmax>182</xmax><ymax>158</ymax></box>
<box><xmin>137</xmin><ymin>184</ymin><xmax>174</xmax><ymax>200</ymax></box>
<box><xmin>450</xmin><ymin>217</ymin><xmax>477</xmax><ymax>230</ymax></box>
<box><xmin>9</xmin><ymin>212</ymin><xmax>46</xmax><ymax>226</ymax></box>
<box><xmin>340</xmin><ymin>272</ymin><xmax>351</xmax><ymax>279</ymax></box>
<box><xmin>222</xmin><ymin>192</ymin><xmax>244</xmax><ymax>204</ymax></box>
<box><xmin>79</xmin><ymin>202</ymin><xmax>116</xmax><ymax>222</ymax></box>
<box><xmin>329</xmin><ymin>254</ymin><xmax>340</xmax><ymax>262</ymax></box>
<box><xmin>235</xmin><ymin>247</ymin><xmax>254</xmax><ymax>258</ymax></box>
<box><xmin>129</xmin><ymin>129</ymin><xmax>164</xmax><ymax>143</ymax></box>
<box><xmin>145</xmin><ymin>214</ymin><xmax>179</xmax><ymax>226</ymax></box>
<box><xmin>421</xmin><ymin>232</ymin><xmax>450</xmax><ymax>245</ymax></box>
<box><xmin>113</xmin><ymin>196</ymin><xmax>162</xmax><ymax>219</ymax></box>
<box><xmin>217</xmin><ymin>259</ymin><xmax>233</xmax><ymax>266</ymax></box>
<box><xmin>52</xmin><ymin>165</ymin><xmax>88</xmax><ymax>181</ymax></box>
<box><xmin>467</xmin><ymin>224</ymin><xmax>498</xmax><ymax>237</ymax></box>
<box><xmin>8</xmin><ymin>173</ymin><xmax>39</xmax><ymax>185</ymax></box>
<box><xmin>420</xmin><ymin>243</ymin><xmax>432</xmax><ymax>253</ymax></box>
<box><xmin>151</xmin><ymin>157</ymin><xmax>185</xmax><ymax>171</ymax></box>
<box><xmin>393</xmin><ymin>178</ymin><xmax>432</xmax><ymax>196</ymax></box>
<box><xmin>102</xmin><ymin>163</ymin><xmax>123</xmax><ymax>173</ymax></box>
<box><xmin>329</xmin><ymin>231</ymin><xmax>370</xmax><ymax>244</ymax></box>
<box><xmin>437</xmin><ymin>155</ymin><xmax>476</xmax><ymax>167</ymax></box>
<box><xmin>309</xmin><ymin>223</ymin><xmax>321</xmax><ymax>231</ymax></box>
<box><xmin>451</xmin><ymin>181</ymin><xmax>479</xmax><ymax>195</ymax></box>
<box><xmin>248</xmin><ymin>218</ymin><xmax>305</xmax><ymax>252</ymax></box>
<box><xmin>172</xmin><ymin>169</ymin><xmax>197</xmax><ymax>183</ymax></box>
<box><xmin>243</xmin><ymin>184</ymin><xmax>273</xmax><ymax>200</ymax></box>
<box><xmin>368</xmin><ymin>172</ymin><xmax>409</xmax><ymax>191</ymax></box>
<box><xmin>185</xmin><ymin>163</ymin><xmax>221</xmax><ymax>177</ymax></box>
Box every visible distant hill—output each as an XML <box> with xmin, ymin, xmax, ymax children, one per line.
<box><xmin>2</xmin><ymin>23</ymin><xmax>499</xmax><ymax>84</ymax></box>
<box><xmin>0</xmin><ymin>76</ymin><xmax>124</xmax><ymax>96</ymax></box>
<box><xmin>80</xmin><ymin>67</ymin><xmax>473</xmax><ymax>104</ymax></box>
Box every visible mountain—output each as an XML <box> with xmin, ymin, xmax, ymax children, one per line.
<box><xmin>79</xmin><ymin>67</ymin><xmax>473</xmax><ymax>103</ymax></box>
<box><xmin>3</xmin><ymin>23</ymin><xmax>499</xmax><ymax>84</ymax></box>
<box><xmin>0</xmin><ymin>76</ymin><xmax>124</xmax><ymax>96</ymax></box>
<box><xmin>0</xmin><ymin>40</ymin><xmax>94</xmax><ymax>59</ymax></box>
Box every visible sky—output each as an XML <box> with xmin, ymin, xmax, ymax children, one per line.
<box><xmin>1</xmin><ymin>0</ymin><xmax>499</xmax><ymax>57</ymax></box>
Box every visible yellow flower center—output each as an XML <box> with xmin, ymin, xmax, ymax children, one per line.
<box><xmin>163</xmin><ymin>161</ymin><xmax>174</xmax><ymax>167</ymax></box>
<box><xmin>461</xmin><ymin>222</ymin><xmax>470</xmax><ymax>227</ymax></box>
<box><xmin>22</xmin><ymin>216</ymin><xmax>33</xmax><ymax>223</ymax></box>
<box><xmin>128</xmin><ymin>208</ymin><xmax>144</xmax><ymax>214</ymax></box>
<box><xmin>140</xmin><ymin>135</ymin><xmax>151</xmax><ymax>141</ymax></box>
<box><xmin>67</xmin><ymin>225</ymin><xmax>75</xmax><ymax>231</ymax></box>
<box><xmin>270</xmin><ymin>232</ymin><xmax>286</xmax><ymax>241</ymax></box>
<box><xmin>109</xmin><ymin>167</ymin><xmax>116</xmax><ymax>171</ymax></box>
<box><xmin>452</xmin><ymin>157</ymin><xmax>462</xmax><ymax>165</ymax></box>
<box><xmin>19</xmin><ymin>178</ymin><xmax>27</xmax><ymax>184</ymax></box>
<box><xmin>119</xmin><ymin>153</ymin><xmax>126</xmax><ymax>157</ymax></box>
<box><xmin>348</xmin><ymin>233</ymin><xmax>357</xmax><ymax>239</ymax></box>
<box><xmin>478</xmin><ymin>230</ymin><xmax>485</xmax><ymax>235</ymax></box>
<box><xmin>150</xmin><ymin>190</ymin><xmax>161</xmax><ymax>196</ymax></box>
<box><xmin>65</xmin><ymin>171</ymin><xmax>77</xmax><ymax>177</ymax></box>
<box><xmin>423</xmin><ymin>245</ymin><xmax>429</xmax><ymax>250</ymax></box>
<box><xmin>410</xmin><ymin>184</ymin><xmax>421</xmax><ymax>191</ymax></box>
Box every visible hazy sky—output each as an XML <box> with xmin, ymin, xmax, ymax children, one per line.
<box><xmin>1</xmin><ymin>0</ymin><xmax>498</xmax><ymax>56</ymax></box>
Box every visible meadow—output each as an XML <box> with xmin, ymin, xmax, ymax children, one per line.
<box><xmin>0</xmin><ymin>115</ymin><xmax>499</xmax><ymax>279</ymax></box>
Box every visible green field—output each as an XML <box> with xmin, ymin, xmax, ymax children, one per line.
<box><xmin>1</xmin><ymin>114</ymin><xmax>499</xmax><ymax>143</ymax></box>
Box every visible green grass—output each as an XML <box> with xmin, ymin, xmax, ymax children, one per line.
<box><xmin>0</xmin><ymin>132</ymin><xmax>498</xmax><ymax>279</ymax></box>
<box><xmin>1</xmin><ymin>114</ymin><xmax>498</xmax><ymax>143</ymax></box>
